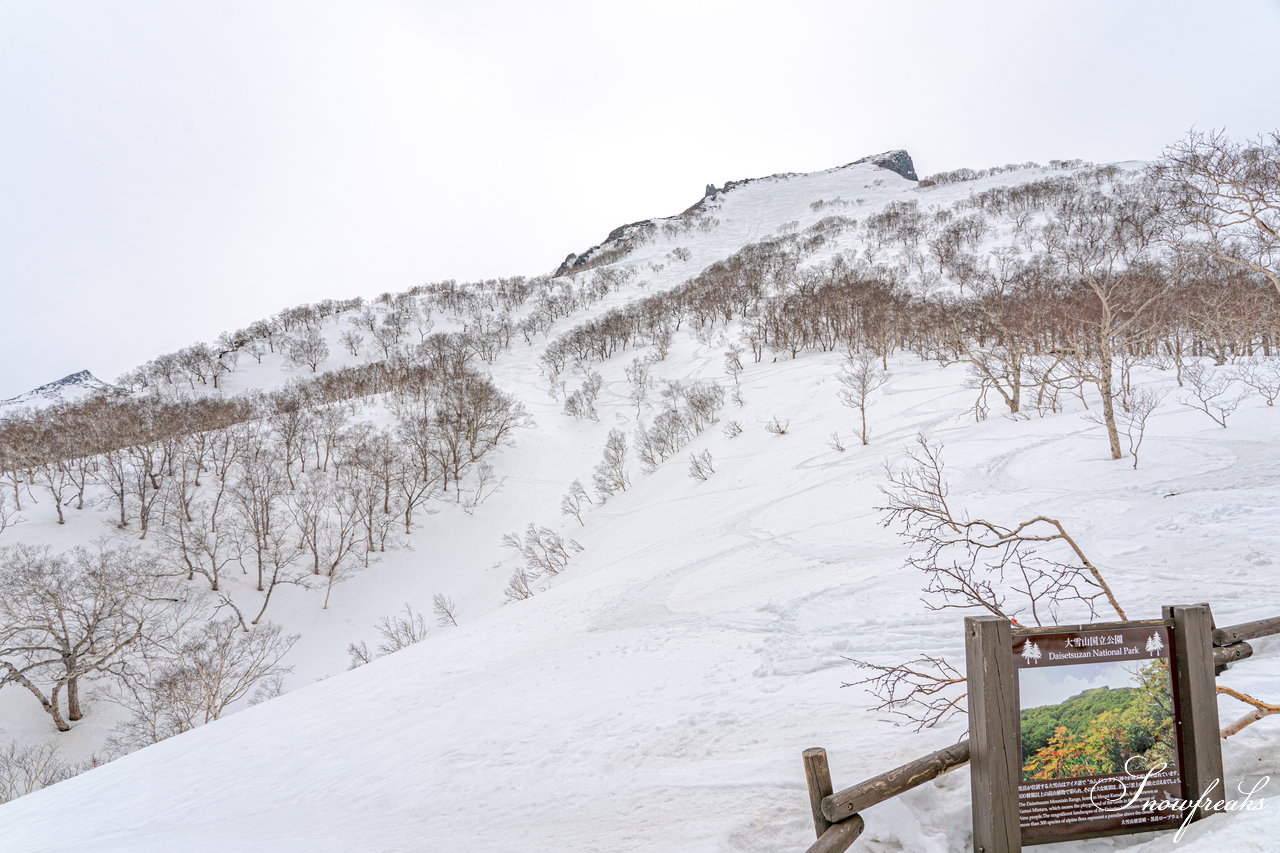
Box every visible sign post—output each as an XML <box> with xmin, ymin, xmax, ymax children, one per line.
<box><xmin>965</xmin><ymin>606</ymin><xmax>1225</xmax><ymax>851</ymax></box>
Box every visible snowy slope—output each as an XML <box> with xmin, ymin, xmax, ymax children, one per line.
<box><xmin>2</xmin><ymin>355</ymin><xmax>1278</xmax><ymax>852</ymax></box>
<box><xmin>0</xmin><ymin>154</ymin><xmax>1277</xmax><ymax>853</ymax></box>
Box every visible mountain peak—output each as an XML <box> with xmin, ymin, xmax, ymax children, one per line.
<box><xmin>846</xmin><ymin>149</ymin><xmax>918</xmax><ymax>181</ymax></box>
<box><xmin>1</xmin><ymin>370</ymin><xmax>121</xmax><ymax>411</ymax></box>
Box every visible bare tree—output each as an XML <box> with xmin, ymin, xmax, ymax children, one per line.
<box><xmin>155</xmin><ymin>499</ymin><xmax>240</xmax><ymax>592</ymax></box>
<box><xmin>688</xmin><ymin>449</ymin><xmax>715</xmax><ymax>480</ymax></box>
<box><xmin>1233</xmin><ymin>357</ymin><xmax>1280</xmax><ymax>406</ymax></box>
<box><xmin>289</xmin><ymin>472</ymin><xmax>364</xmax><ymax>609</ymax></box>
<box><xmin>1037</xmin><ymin>186</ymin><xmax>1168</xmax><ymax>459</ymax></box>
<box><xmin>432</xmin><ymin>593</ymin><xmax>458</xmax><ymax>627</ymax></box>
<box><xmin>0</xmin><ymin>543</ymin><xmax>177</xmax><ymax>732</ymax></box>
<box><xmin>624</xmin><ymin>357</ymin><xmax>652</xmax><ymax>416</ymax></box>
<box><xmin>1152</xmin><ymin>129</ymin><xmax>1280</xmax><ymax>298</ymax></box>
<box><xmin>1118</xmin><ymin>385</ymin><xmax>1164</xmax><ymax>469</ymax></box>
<box><xmin>502</xmin><ymin>567</ymin><xmax>536</xmax><ymax>603</ymax></box>
<box><xmin>845</xmin><ymin>438</ymin><xmax>1129</xmax><ymax>730</ymax></box>
<box><xmin>837</xmin><ymin>350</ymin><xmax>888</xmax><ymax>445</ymax></box>
<box><xmin>501</xmin><ymin>523</ymin><xmax>582</xmax><ymax>577</ymax></box>
<box><xmin>0</xmin><ymin>490</ymin><xmax>23</xmax><ymax>536</ymax></box>
<box><xmin>723</xmin><ymin>344</ymin><xmax>745</xmax><ymax>405</ymax></box>
<box><xmin>560</xmin><ymin>478</ymin><xmax>593</xmax><ymax>526</ymax></box>
<box><xmin>879</xmin><ymin>436</ymin><xmax>1127</xmax><ymax>625</ymax></box>
<box><xmin>339</xmin><ymin>329</ymin><xmax>364</xmax><ymax>357</ymax></box>
<box><xmin>288</xmin><ymin>328</ymin><xmax>330</xmax><ymax>373</ymax></box>
<box><xmin>347</xmin><ymin>604</ymin><xmax>429</xmax><ymax>668</ymax></box>
<box><xmin>563</xmin><ymin>371</ymin><xmax>604</xmax><ymax>422</ymax></box>
<box><xmin>591</xmin><ymin>429</ymin><xmax>630</xmax><ymax>502</ymax></box>
<box><xmin>1180</xmin><ymin>360</ymin><xmax>1246</xmax><ymax>427</ymax></box>
<box><xmin>112</xmin><ymin>618</ymin><xmax>296</xmax><ymax>748</ymax></box>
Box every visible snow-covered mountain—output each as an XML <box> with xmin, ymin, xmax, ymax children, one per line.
<box><xmin>0</xmin><ymin>151</ymin><xmax>1276</xmax><ymax>853</ymax></box>
<box><xmin>0</xmin><ymin>370</ymin><xmax>121</xmax><ymax>412</ymax></box>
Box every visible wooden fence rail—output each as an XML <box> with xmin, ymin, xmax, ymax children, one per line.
<box><xmin>800</xmin><ymin>612</ymin><xmax>1279</xmax><ymax>853</ymax></box>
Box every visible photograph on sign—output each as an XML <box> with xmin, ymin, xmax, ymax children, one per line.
<box><xmin>1014</xmin><ymin>624</ymin><xmax>1185</xmax><ymax>844</ymax></box>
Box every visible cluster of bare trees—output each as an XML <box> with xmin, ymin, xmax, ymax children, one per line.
<box><xmin>501</xmin><ymin>523</ymin><xmax>584</xmax><ymax>602</ymax></box>
<box><xmin>0</xmin><ymin>312</ymin><xmax>532</xmax><ymax>787</ymax></box>
<box><xmin>540</xmin><ymin>132</ymin><xmax>1277</xmax><ymax>467</ymax></box>
<box><xmin>114</xmin><ymin>275</ymin><xmax>546</xmax><ymax>396</ymax></box>
<box><xmin>0</xmin><ymin>348</ymin><xmax>528</xmax><ymax>533</ymax></box>
<box><xmin>0</xmin><ymin>739</ymin><xmax>113</xmax><ymax>805</ymax></box>
<box><xmin>0</xmin><ymin>541</ymin><xmax>295</xmax><ymax>751</ymax></box>
<box><xmin>634</xmin><ymin>380</ymin><xmax>725</xmax><ymax>472</ymax></box>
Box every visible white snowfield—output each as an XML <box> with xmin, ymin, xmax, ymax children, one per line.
<box><xmin>0</xmin><ymin>157</ymin><xmax>1277</xmax><ymax>852</ymax></box>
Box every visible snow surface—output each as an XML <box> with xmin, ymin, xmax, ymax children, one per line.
<box><xmin>0</xmin><ymin>157</ymin><xmax>1277</xmax><ymax>852</ymax></box>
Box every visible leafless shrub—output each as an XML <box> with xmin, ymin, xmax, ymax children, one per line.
<box><xmin>765</xmin><ymin>416</ymin><xmax>790</xmax><ymax>435</ymax></box>
<box><xmin>592</xmin><ymin>429</ymin><xmax>630</xmax><ymax>501</ymax></box>
<box><xmin>722</xmin><ymin>420</ymin><xmax>743</xmax><ymax>439</ymax></box>
<box><xmin>1180</xmin><ymin>360</ymin><xmax>1246</xmax><ymax>427</ymax></box>
<box><xmin>624</xmin><ymin>357</ymin><xmax>652</xmax><ymax>415</ymax></box>
<box><xmin>433</xmin><ymin>593</ymin><xmax>458</xmax><ymax>627</ymax></box>
<box><xmin>564</xmin><ymin>371</ymin><xmax>604</xmax><ymax>422</ymax></box>
<box><xmin>724</xmin><ymin>344</ymin><xmax>745</xmax><ymax>405</ymax></box>
<box><xmin>501</xmin><ymin>523</ymin><xmax>582</xmax><ymax>576</ymax></box>
<box><xmin>0</xmin><ymin>491</ymin><xmax>22</xmax><ymax>537</ymax></box>
<box><xmin>0</xmin><ymin>740</ymin><xmax>111</xmax><ymax>804</ymax></box>
<box><xmin>376</xmin><ymin>604</ymin><xmax>429</xmax><ymax>653</ymax></box>
<box><xmin>560</xmin><ymin>478</ymin><xmax>593</xmax><ymax>525</ymax></box>
<box><xmin>503</xmin><ymin>567</ymin><xmax>536</xmax><ymax>602</ymax></box>
<box><xmin>346</xmin><ymin>603</ymin><xmax>429</xmax><ymax>669</ymax></box>
<box><xmin>347</xmin><ymin>641</ymin><xmax>374</xmax><ymax>669</ymax></box>
<box><xmin>688</xmin><ymin>450</ymin><xmax>715</xmax><ymax>481</ymax></box>
<box><xmin>1233</xmin><ymin>357</ymin><xmax>1280</xmax><ymax>406</ymax></box>
<box><xmin>827</xmin><ymin>431</ymin><xmax>846</xmax><ymax>453</ymax></box>
<box><xmin>1118</xmin><ymin>385</ymin><xmax>1164</xmax><ymax>469</ymax></box>
<box><xmin>461</xmin><ymin>461</ymin><xmax>503</xmax><ymax>514</ymax></box>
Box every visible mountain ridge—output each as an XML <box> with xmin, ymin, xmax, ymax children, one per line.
<box><xmin>554</xmin><ymin>149</ymin><xmax>918</xmax><ymax>277</ymax></box>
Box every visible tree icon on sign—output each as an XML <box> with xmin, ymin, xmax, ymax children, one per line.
<box><xmin>1145</xmin><ymin>633</ymin><xmax>1165</xmax><ymax>657</ymax></box>
<box><xmin>1020</xmin><ymin>640</ymin><xmax>1042</xmax><ymax>664</ymax></box>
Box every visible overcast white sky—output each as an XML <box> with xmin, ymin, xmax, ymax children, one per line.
<box><xmin>2</xmin><ymin>0</ymin><xmax>1278</xmax><ymax>396</ymax></box>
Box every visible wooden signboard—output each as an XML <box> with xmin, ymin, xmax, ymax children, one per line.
<box><xmin>965</xmin><ymin>606</ymin><xmax>1224</xmax><ymax>852</ymax></box>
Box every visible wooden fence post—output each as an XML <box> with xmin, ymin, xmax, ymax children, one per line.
<box><xmin>803</xmin><ymin>748</ymin><xmax>834</xmax><ymax>838</ymax></box>
<box><xmin>965</xmin><ymin>615</ymin><xmax>1020</xmax><ymax>853</ymax></box>
<box><xmin>1164</xmin><ymin>603</ymin><xmax>1225</xmax><ymax>822</ymax></box>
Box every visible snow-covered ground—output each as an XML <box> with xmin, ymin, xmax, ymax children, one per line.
<box><xmin>0</xmin><ymin>156</ymin><xmax>1276</xmax><ymax>852</ymax></box>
